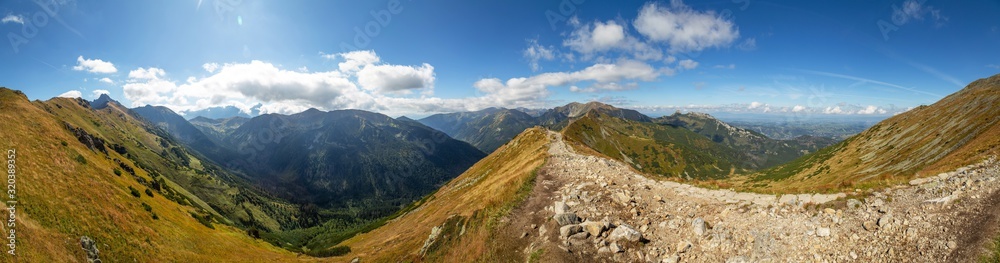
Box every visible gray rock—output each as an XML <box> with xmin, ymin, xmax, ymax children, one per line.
<box><xmin>568</xmin><ymin>232</ymin><xmax>590</xmax><ymax>246</ymax></box>
<box><xmin>554</xmin><ymin>201</ymin><xmax>570</xmax><ymax>214</ymax></box>
<box><xmin>80</xmin><ymin>236</ymin><xmax>101</xmax><ymax>263</ymax></box>
<box><xmin>662</xmin><ymin>255</ymin><xmax>680</xmax><ymax>263</ymax></box>
<box><xmin>610</xmin><ymin>242</ymin><xmax>623</xmax><ymax>253</ymax></box>
<box><xmin>560</xmin><ymin>224</ymin><xmax>583</xmax><ymax>238</ymax></box>
<box><xmin>553</xmin><ymin>213</ymin><xmax>580</xmax><ymax>226</ymax></box>
<box><xmin>351</xmin><ymin>258</ymin><xmax>360</xmax><ymax>263</ymax></box>
<box><xmin>609</xmin><ymin>224</ymin><xmax>643</xmax><ymax>242</ymax></box>
<box><xmin>847</xmin><ymin>199</ymin><xmax>863</xmax><ymax>210</ymax></box>
<box><xmin>419</xmin><ymin>226</ymin><xmax>443</xmax><ymax>255</ymax></box>
<box><xmin>580</xmin><ymin>221</ymin><xmax>606</xmax><ymax>237</ymax></box>
<box><xmin>692</xmin><ymin>218</ymin><xmax>707</xmax><ymax>236</ymax></box>
<box><xmin>947</xmin><ymin>240</ymin><xmax>957</xmax><ymax>250</ymax></box>
<box><xmin>878</xmin><ymin>214</ymin><xmax>893</xmax><ymax>228</ymax></box>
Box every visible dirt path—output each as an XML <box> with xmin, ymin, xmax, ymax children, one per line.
<box><xmin>522</xmin><ymin>131</ymin><xmax>1000</xmax><ymax>262</ymax></box>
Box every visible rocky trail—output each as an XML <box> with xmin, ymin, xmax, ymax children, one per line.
<box><xmin>518</xmin><ymin>131</ymin><xmax>1000</xmax><ymax>262</ymax></box>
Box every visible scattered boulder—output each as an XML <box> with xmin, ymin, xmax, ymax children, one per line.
<box><xmin>80</xmin><ymin>236</ymin><xmax>101</xmax><ymax>263</ymax></box>
<box><xmin>419</xmin><ymin>226</ymin><xmax>443</xmax><ymax>255</ymax></box>
<box><xmin>580</xmin><ymin>221</ymin><xmax>606</xmax><ymax>237</ymax></box>
<box><xmin>560</xmin><ymin>224</ymin><xmax>583</xmax><ymax>238</ymax></box>
<box><xmin>554</xmin><ymin>213</ymin><xmax>580</xmax><ymax>226</ymax></box>
<box><xmin>609</xmin><ymin>224</ymin><xmax>643</xmax><ymax>242</ymax></box>
<box><xmin>554</xmin><ymin>201</ymin><xmax>570</xmax><ymax>214</ymax></box>
<box><xmin>610</xmin><ymin>242</ymin><xmax>623</xmax><ymax>253</ymax></box>
<box><xmin>692</xmin><ymin>218</ymin><xmax>707</xmax><ymax>236</ymax></box>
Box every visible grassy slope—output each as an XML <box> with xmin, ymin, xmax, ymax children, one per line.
<box><xmin>742</xmin><ymin>74</ymin><xmax>1000</xmax><ymax>193</ymax></box>
<box><xmin>0</xmin><ymin>88</ymin><xmax>306</xmax><ymax>262</ymax></box>
<box><xmin>563</xmin><ymin>111</ymin><xmax>740</xmax><ymax>180</ymax></box>
<box><xmin>329</xmin><ymin>127</ymin><xmax>550</xmax><ymax>262</ymax></box>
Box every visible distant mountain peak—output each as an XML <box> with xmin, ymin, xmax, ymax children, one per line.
<box><xmin>90</xmin><ymin>93</ymin><xmax>117</xmax><ymax>109</ymax></box>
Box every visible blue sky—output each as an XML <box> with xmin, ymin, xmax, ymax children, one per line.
<box><xmin>1</xmin><ymin>0</ymin><xmax>999</xmax><ymax>118</ymax></box>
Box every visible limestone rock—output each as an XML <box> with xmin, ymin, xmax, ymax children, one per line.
<box><xmin>609</xmin><ymin>224</ymin><xmax>643</xmax><ymax>242</ymax></box>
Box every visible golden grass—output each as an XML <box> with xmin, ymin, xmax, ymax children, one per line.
<box><xmin>329</xmin><ymin>127</ymin><xmax>551</xmax><ymax>262</ymax></box>
<box><xmin>0</xmin><ymin>88</ymin><xmax>311</xmax><ymax>262</ymax></box>
<box><xmin>738</xmin><ymin>74</ymin><xmax>1000</xmax><ymax>193</ymax></box>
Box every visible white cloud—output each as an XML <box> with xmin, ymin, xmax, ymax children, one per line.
<box><xmin>564</xmin><ymin>20</ymin><xmax>626</xmax><ymax>54</ymax></box>
<box><xmin>1</xmin><ymin>14</ymin><xmax>24</xmax><ymax>25</ymax></box>
<box><xmin>128</xmin><ymin>67</ymin><xmax>166</xmax><ymax>80</ymax></box>
<box><xmin>633</xmin><ymin>1</ymin><xmax>739</xmax><ymax>53</ymax></box>
<box><xmin>357</xmin><ymin>63</ymin><xmax>435</xmax><ymax>94</ymax></box>
<box><xmin>678</xmin><ymin>59</ymin><xmax>698</xmax><ymax>70</ymax></box>
<box><xmin>91</xmin><ymin>89</ymin><xmax>110</xmax><ymax>98</ymax></box>
<box><xmin>57</xmin><ymin>90</ymin><xmax>82</xmax><ymax>98</ymax></box>
<box><xmin>857</xmin><ymin>105</ymin><xmax>887</xmax><ymax>115</ymax></box>
<box><xmin>892</xmin><ymin>0</ymin><xmax>948</xmax><ymax>26</ymax></box>
<box><xmin>988</xmin><ymin>64</ymin><xmax>1000</xmax><ymax>70</ymax></box>
<box><xmin>72</xmin><ymin>56</ymin><xmax>118</xmax><ymax>74</ymax></box>
<box><xmin>563</xmin><ymin>19</ymin><xmax>662</xmax><ymax>61</ymax></box>
<box><xmin>202</xmin><ymin>63</ymin><xmax>220</xmax><ymax>73</ymax></box>
<box><xmin>748</xmin><ymin>101</ymin><xmax>764</xmax><ymax>109</ymax></box>
<box><xmin>335</xmin><ymin>50</ymin><xmax>380</xmax><ymax>72</ymax></box>
<box><xmin>713</xmin><ymin>64</ymin><xmax>736</xmax><ymax>69</ymax></box>
<box><xmin>98</xmin><ymin>78</ymin><xmax>114</xmax><ymax>84</ymax></box>
<box><xmin>569</xmin><ymin>82</ymin><xmax>639</xmax><ymax>93</ymax></box>
<box><xmin>524</xmin><ymin>39</ymin><xmax>556</xmax><ymax>71</ymax></box>
<box><xmin>823</xmin><ymin>106</ymin><xmax>844</xmax><ymax>114</ymax></box>
<box><xmin>792</xmin><ymin>105</ymin><xmax>806</xmax><ymax>112</ymax></box>
<box><xmin>737</xmin><ymin>38</ymin><xmax>756</xmax><ymax>51</ymax></box>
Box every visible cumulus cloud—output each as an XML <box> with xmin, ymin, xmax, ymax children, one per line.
<box><xmin>857</xmin><ymin>105</ymin><xmax>888</xmax><ymax>115</ymax></box>
<box><xmin>98</xmin><ymin>77</ymin><xmax>114</xmax><ymax>84</ymax></box>
<box><xmin>357</xmin><ymin>63</ymin><xmax>435</xmax><ymax>94</ymax></box>
<box><xmin>128</xmin><ymin>67</ymin><xmax>166</xmax><ymax>80</ymax></box>
<box><xmin>633</xmin><ymin>1</ymin><xmax>739</xmax><ymax>53</ymax></box>
<box><xmin>792</xmin><ymin>105</ymin><xmax>806</xmax><ymax>112</ymax></box>
<box><xmin>678</xmin><ymin>59</ymin><xmax>698</xmax><ymax>70</ymax></box>
<box><xmin>563</xmin><ymin>19</ymin><xmax>663</xmax><ymax>61</ymax></box>
<box><xmin>57</xmin><ymin>90</ymin><xmax>82</xmax><ymax>98</ymax></box>
<box><xmin>202</xmin><ymin>63</ymin><xmax>220</xmax><ymax>73</ymax></box>
<box><xmin>72</xmin><ymin>56</ymin><xmax>118</xmax><ymax>74</ymax></box>
<box><xmin>335</xmin><ymin>50</ymin><xmax>380</xmax><ymax>72</ymax></box>
<box><xmin>748</xmin><ymin>101</ymin><xmax>764</xmax><ymax>109</ymax></box>
<box><xmin>1</xmin><ymin>14</ymin><xmax>24</xmax><ymax>24</ymax></box>
<box><xmin>524</xmin><ymin>39</ymin><xmax>556</xmax><ymax>71</ymax></box>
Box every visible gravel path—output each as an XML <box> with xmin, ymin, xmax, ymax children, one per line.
<box><xmin>525</xmin><ymin>131</ymin><xmax>1000</xmax><ymax>262</ymax></box>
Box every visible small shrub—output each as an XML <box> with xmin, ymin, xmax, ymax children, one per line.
<box><xmin>306</xmin><ymin>246</ymin><xmax>351</xmax><ymax>257</ymax></box>
<box><xmin>74</xmin><ymin>154</ymin><xmax>87</xmax><ymax>165</ymax></box>
<box><xmin>113</xmin><ymin>168</ymin><xmax>122</xmax><ymax>176</ymax></box>
<box><xmin>128</xmin><ymin>186</ymin><xmax>141</xmax><ymax>198</ymax></box>
<box><xmin>152</xmin><ymin>213</ymin><xmax>159</xmax><ymax>220</ymax></box>
<box><xmin>141</xmin><ymin>202</ymin><xmax>152</xmax><ymax>212</ymax></box>
<box><xmin>60</xmin><ymin>141</ymin><xmax>68</xmax><ymax>146</ymax></box>
<box><xmin>144</xmin><ymin>188</ymin><xmax>154</xmax><ymax>197</ymax></box>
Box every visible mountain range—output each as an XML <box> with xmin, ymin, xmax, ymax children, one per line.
<box><xmin>5</xmin><ymin>74</ymin><xmax>1000</xmax><ymax>261</ymax></box>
